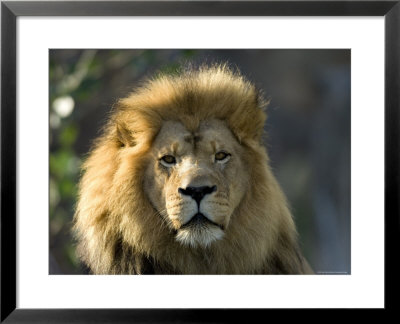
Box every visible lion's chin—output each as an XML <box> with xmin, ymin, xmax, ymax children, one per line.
<box><xmin>175</xmin><ymin>225</ymin><xmax>224</xmax><ymax>248</ymax></box>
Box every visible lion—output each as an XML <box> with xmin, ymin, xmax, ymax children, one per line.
<box><xmin>73</xmin><ymin>64</ymin><xmax>313</xmax><ymax>274</ymax></box>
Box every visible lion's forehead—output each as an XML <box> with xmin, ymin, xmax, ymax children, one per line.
<box><xmin>153</xmin><ymin>119</ymin><xmax>238</xmax><ymax>155</ymax></box>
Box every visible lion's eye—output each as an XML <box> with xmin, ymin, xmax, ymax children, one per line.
<box><xmin>160</xmin><ymin>155</ymin><xmax>176</xmax><ymax>167</ymax></box>
<box><xmin>215</xmin><ymin>151</ymin><xmax>231</xmax><ymax>163</ymax></box>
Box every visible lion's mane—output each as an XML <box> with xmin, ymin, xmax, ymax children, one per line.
<box><xmin>73</xmin><ymin>64</ymin><xmax>311</xmax><ymax>274</ymax></box>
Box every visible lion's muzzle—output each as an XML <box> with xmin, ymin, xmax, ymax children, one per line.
<box><xmin>174</xmin><ymin>184</ymin><xmax>226</xmax><ymax>248</ymax></box>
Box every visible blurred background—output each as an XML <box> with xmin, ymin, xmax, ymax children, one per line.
<box><xmin>49</xmin><ymin>49</ymin><xmax>350</xmax><ymax>274</ymax></box>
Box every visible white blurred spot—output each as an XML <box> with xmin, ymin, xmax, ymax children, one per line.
<box><xmin>53</xmin><ymin>96</ymin><xmax>75</xmax><ymax>118</ymax></box>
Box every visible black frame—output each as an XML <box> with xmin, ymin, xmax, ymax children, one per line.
<box><xmin>1</xmin><ymin>0</ymin><xmax>399</xmax><ymax>322</ymax></box>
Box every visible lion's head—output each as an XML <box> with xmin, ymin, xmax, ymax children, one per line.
<box><xmin>74</xmin><ymin>64</ymin><xmax>311</xmax><ymax>274</ymax></box>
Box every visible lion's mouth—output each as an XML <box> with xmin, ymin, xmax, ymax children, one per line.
<box><xmin>175</xmin><ymin>213</ymin><xmax>225</xmax><ymax>248</ymax></box>
<box><xmin>180</xmin><ymin>213</ymin><xmax>224</xmax><ymax>231</ymax></box>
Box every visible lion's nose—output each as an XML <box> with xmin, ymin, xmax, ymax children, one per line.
<box><xmin>178</xmin><ymin>185</ymin><xmax>217</xmax><ymax>205</ymax></box>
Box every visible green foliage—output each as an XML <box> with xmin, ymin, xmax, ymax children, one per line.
<box><xmin>59</xmin><ymin>124</ymin><xmax>78</xmax><ymax>147</ymax></box>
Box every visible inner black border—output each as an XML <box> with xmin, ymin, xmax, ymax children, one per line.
<box><xmin>1</xmin><ymin>1</ymin><xmax>399</xmax><ymax>322</ymax></box>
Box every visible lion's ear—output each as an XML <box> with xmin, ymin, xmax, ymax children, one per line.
<box><xmin>116</xmin><ymin>123</ymin><xmax>135</xmax><ymax>147</ymax></box>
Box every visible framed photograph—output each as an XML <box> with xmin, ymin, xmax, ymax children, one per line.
<box><xmin>48</xmin><ymin>48</ymin><xmax>350</xmax><ymax>276</ymax></box>
<box><xmin>1</xmin><ymin>0</ymin><xmax>398</xmax><ymax>321</ymax></box>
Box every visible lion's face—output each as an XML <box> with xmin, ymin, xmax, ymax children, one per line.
<box><xmin>144</xmin><ymin>119</ymin><xmax>249</xmax><ymax>248</ymax></box>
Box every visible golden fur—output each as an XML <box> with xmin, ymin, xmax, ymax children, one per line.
<box><xmin>73</xmin><ymin>64</ymin><xmax>312</xmax><ymax>274</ymax></box>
